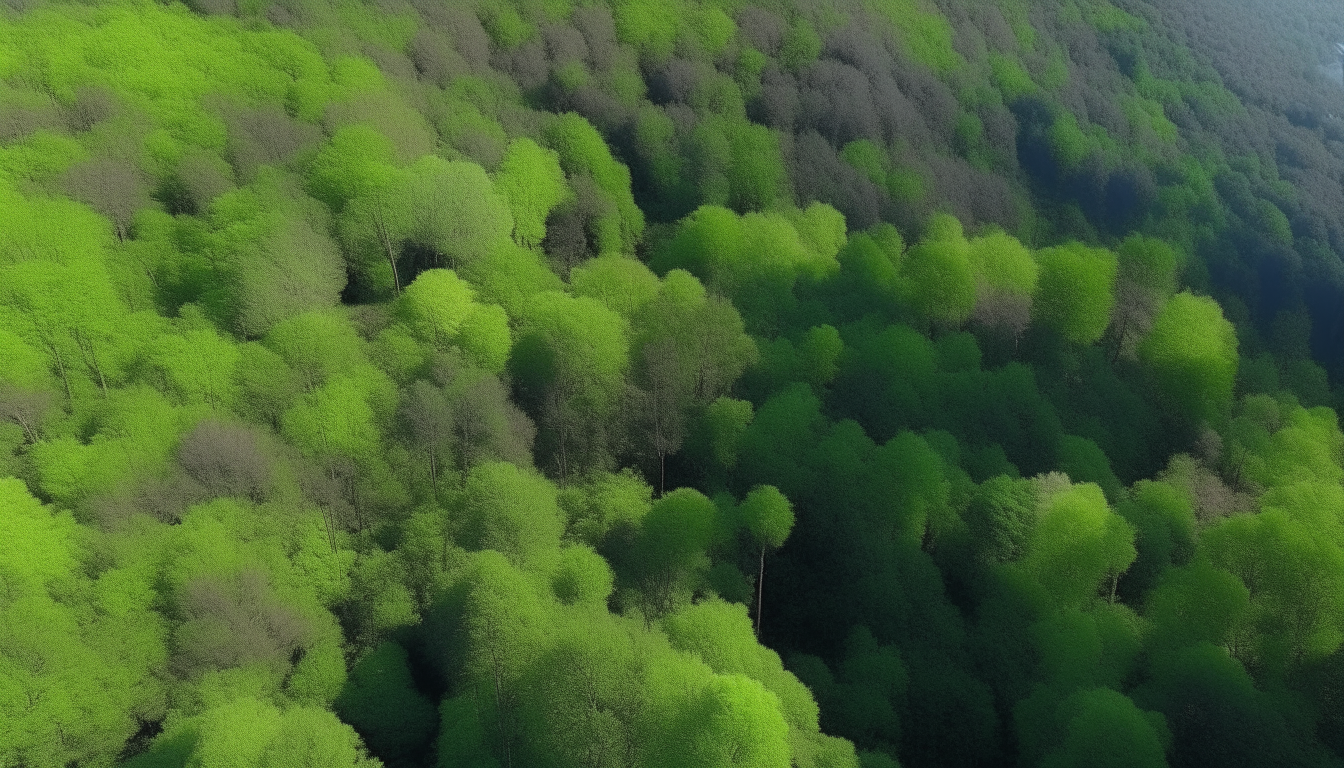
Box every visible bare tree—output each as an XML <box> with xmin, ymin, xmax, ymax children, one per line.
<box><xmin>402</xmin><ymin>380</ymin><xmax>453</xmax><ymax>493</ymax></box>
<box><xmin>0</xmin><ymin>385</ymin><xmax>52</xmax><ymax>445</ymax></box>
<box><xmin>62</xmin><ymin>158</ymin><xmax>148</xmax><ymax>242</ymax></box>
<box><xmin>172</xmin><ymin>570</ymin><xmax>311</xmax><ymax>678</ymax></box>
<box><xmin>629</xmin><ymin>338</ymin><xmax>690</xmax><ymax>496</ymax></box>
<box><xmin>176</xmin><ymin>419</ymin><xmax>274</xmax><ymax>502</ymax></box>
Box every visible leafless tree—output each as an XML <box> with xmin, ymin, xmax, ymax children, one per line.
<box><xmin>0</xmin><ymin>385</ymin><xmax>51</xmax><ymax>445</ymax></box>
<box><xmin>177</xmin><ymin>419</ymin><xmax>274</xmax><ymax>502</ymax></box>
<box><xmin>62</xmin><ymin>158</ymin><xmax>149</xmax><ymax>242</ymax></box>
<box><xmin>172</xmin><ymin>570</ymin><xmax>311</xmax><ymax>678</ymax></box>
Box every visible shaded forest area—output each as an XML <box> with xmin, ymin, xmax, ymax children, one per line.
<box><xmin>4</xmin><ymin>0</ymin><xmax>1344</xmax><ymax>766</ymax></box>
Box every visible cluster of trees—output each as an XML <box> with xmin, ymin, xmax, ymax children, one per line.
<box><xmin>4</xmin><ymin>0</ymin><xmax>1344</xmax><ymax>766</ymax></box>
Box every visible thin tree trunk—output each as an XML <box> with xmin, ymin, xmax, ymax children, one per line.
<box><xmin>74</xmin><ymin>329</ymin><xmax>108</xmax><ymax>396</ymax></box>
<box><xmin>47</xmin><ymin>341</ymin><xmax>72</xmax><ymax>407</ymax></box>
<box><xmin>374</xmin><ymin>202</ymin><xmax>401</xmax><ymax>295</ymax></box>
<box><xmin>15</xmin><ymin>416</ymin><xmax>36</xmax><ymax>445</ymax></box>
<box><xmin>755</xmin><ymin>546</ymin><xmax>765</xmax><ymax>637</ymax></box>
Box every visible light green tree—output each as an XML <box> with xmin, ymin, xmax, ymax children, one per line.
<box><xmin>1032</xmin><ymin>243</ymin><xmax>1118</xmax><ymax>345</ymax></box>
<box><xmin>1138</xmin><ymin>292</ymin><xmax>1238</xmax><ymax>422</ymax></box>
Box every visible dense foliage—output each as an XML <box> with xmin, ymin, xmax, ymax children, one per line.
<box><xmin>3</xmin><ymin>0</ymin><xmax>1344</xmax><ymax>765</ymax></box>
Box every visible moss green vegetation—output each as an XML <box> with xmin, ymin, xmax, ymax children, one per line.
<box><xmin>4</xmin><ymin>0</ymin><xmax>1344</xmax><ymax>765</ymax></box>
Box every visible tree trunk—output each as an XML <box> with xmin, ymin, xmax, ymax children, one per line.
<box><xmin>373</xmin><ymin>202</ymin><xmax>401</xmax><ymax>295</ymax></box>
<box><xmin>74</xmin><ymin>329</ymin><xmax>108</xmax><ymax>396</ymax></box>
<box><xmin>47</xmin><ymin>341</ymin><xmax>72</xmax><ymax>407</ymax></box>
<box><xmin>755</xmin><ymin>546</ymin><xmax>766</xmax><ymax>637</ymax></box>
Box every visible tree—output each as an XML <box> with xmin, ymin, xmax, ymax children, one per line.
<box><xmin>0</xmin><ymin>478</ymin><xmax>168</xmax><ymax>768</ymax></box>
<box><xmin>1138</xmin><ymin>292</ymin><xmax>1238</xmax><ymax>422</ymax></box>
<box><xmin>968</xmin><ymin>229</ymin><xmax>1037</xmax><ymax>344</ymax></box>
<box><xmin>334</xmin><ymin>642</ymin><xmax>437</xmax><ymax>762</ymax></box>
<box><xmin>509</xmin><ymin>292</ymin><xmax>629</xmax><ymax>482</ymax></box>
<box><xmin>144</xmin><ymin>697</ymin><xmax>381</xmax><ymax>768</ymax></box>
<box><xmin>1039</xmin><ymin>688</ymin><xmax>1169</xmax><ymax>768</ymax></box>
<box><xmin>402</xmin><ymin>379</ymin><xmax>453</xmax><ymax>493</ymax></box>
<box><xmin>1108</xmin><ymin>235</ymin><xmax>1179</xmax><ymax>361</ymax></box>
<box><xmin>458</xmin><ymin>462</ymin><xmax>564</xmax><ymax>570</ymax></box>
<box><xmin>738</xmin><ymin>485</ymin><xmax>795</xmax><ymax>636</ymax></box>
<box><xmin>61</xmin><ymin>157</ymin><xmax>149</xmax><ymax>242</ymax></box>
<box><xmin>175</xmin><ymin>418</ymin><xmax>273</xmax><ymax>502</ymax></box>
<box><xmin>966</xmin><ymin>474</ymin><xmax>1037</xmax><ymax>564</ymax></box>
<box><xmin>171</xmin><ymin>569</ymin><xmax>311</xmax><ymax>679</ymax></box>
<box><xmin>208</xmin><ymin>176</ymin><xmax>346</xmax><ymax>338</ymax></box>
<box><xmin>633</xmin><ymin>487</ymin><xmax>720</xmax><ymax>620</ymax></box>
<box><xmin>495</xmin><ymin>138</ymin><xmax>570</xmax><ymax>248</ymax></box>
<box><xmin>0</xmin><ymin>384</ymin><xmax>52</xmax><ymax>444</ymax></box>
<box><xmin>1016</xmin><ymin>478</ymin><xmax>1136</xmax><ymax>608</ymax></box>
<box><xmin>542</xmin><ymin>112</ymin><xmax>644</xmax><ymax>253</ymax></box>
<box><xmin>453</xmin><ymin>552</ymin><xmax>553</xmax><ymax>768</ymax></box>
<box><xmin>1032</xmin><ymin>243</ymin><xmax>1118</xmax><ymax>345</ymax></box>
<box><xmin>900</xmin><ymin>216</ymin><xmax>977</xmax><ymax>328</ymax></box>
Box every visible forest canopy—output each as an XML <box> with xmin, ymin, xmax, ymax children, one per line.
<box><xmin>4</xmin><ymin>0</ymin><xmax>1344</xmax><ymax>766</ymax></box>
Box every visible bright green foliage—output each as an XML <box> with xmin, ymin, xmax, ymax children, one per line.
<box><xmin>1056</xmin><ymin>435</ymin><xmax>1123</xmax><ymax>502</ymax></box>
<box><xmin>543</xmin><ymin>113</ymin><xmax>644</xmax><ymax>253</ymax></box>
<box><xmin>899</xmin><ymin>219</ymin><xmax>977</xmax><ymax>327</ymax></box>
<box><xmin>672</xmin><ymin>674</ymin><xmax>792</xmax><ymax>768</ymax></box>
<box><xmin>1202</xmin><ymin>510</ymin><xmax>1344</xmax><ymax>674</ymax></box>
<box><xmin>306</xmin><ymin>126</ymin><xmax>399</xmax><ymax>213</ymax></box>
<box><xmin>170</xmin><ymin>697</ymin><xmax>380</xmax><ymax>768</ymax></box>
<box><xmin>1016</xmin><ymin>478</ymin><xmax>1137</xmax><ymax>609</ymax></box>
<box><xmin>511</xmin><ymin>291</ymin><xmax>630</xmax><ymax>478</ymax></box>
<box><xmin>495</xmin><ymin>138</ymin><xmax>569</xmax><ymax>248</ymax></box>
<box><xmin>29</xmin><ymin>385</ymin><xmax>198</xmax><ymax>509</ymax></box>
<box><xmin>0</xmin><ymin>479</ymin><xmax>168</xmax><ymax>768</ymax></box>
<box><xmin>458</xmin><ymin>462</ymin><xmax>564</xmax><ymax>571</ymax></box>
<box><xmin>569</xmin><ymin>254</ymin><xmax>662</xmax><ymax>319</ymax></box>
<box><xmin>263</xmin><ymin>310</ymin><xmax>368</xmax><ymax>390</ymax></box>
<box><xmin>559</xmin><ymin>469</ymin><xmax>654</xmax><ymax>547</ymax></box>
<box><xmin>397</xmin><ymin>156</ymin><xmax>515</xmax><ymax>272</ymax></box>
<box><xmin>690</xmin><ymin>116</ymin><xmax>789</xmax><ymax>212</ymax></box>
<box><xmin>740</xmin><ymin>485</ymin><xmax>795</xmax><ymax>551</ymax></box>
<box><xmin>282</xmin><ymin>372</ymin><xmax>387</xmax><ymax>463</ymax></box>
<box><xmin>1138</xmin><ymin>292</ymin><xmax>1238</xmax><ymax>421</ymax></box>
<box><xmin>335</xmin><ymin>155</ymin><xmax>514</xmax><ymax>299</ymax></box>
<box><xmin>632</xmin><ymin>487</ymin><xmax>721</xmax><ymax>618</ymax></box>
<box><xmin>206</xmin><ymin>172</ymin><xmax>345</xmax><ymax>338</ymax></box>
<box><xmin>551</xmin><ymin>544</ymin><xmax>615</xmax><ymax>606</ymax></box>
<box><xmin>149</xmin><ymin>318</ymin><xmax>242</xmax><ymax>409</ymax></box>
<box><xmin>1144</xmin><ymin>559</ymin><xmax>1251</xmax><ymax>651</ymax></box>
<box><xmin>2</xmin><ymin>0</ymin><xmax>1343</xmax><ymax>765</ymax></box>
<box><xmin>1116</xmin><ymin>481</ymin><xmax>1196</xmax><ymax>593</ymax></box>
<box><xmin>1048</xmin><ymin>113</ymin><xmax>1092</xmax><ymax>169</ymax></box>
<box><xmin>1033</xmin><ymin>243</ymin><xmax>1119</xmax><ymax>345</ymax></box>
<box><xmin>968</xmin><ymin>229</ymin><xmax>1038</xmax><ymax>297</ymax></box>
<box><xmin>395</xmin><ymin>269</ymin><xmax>512</xmax><ymax>372</ymax></box>
<box><xmin>459</xmin><ymin>241</ymin><xmax>565</xmax><ymax>319</ymax></box>
<box><xmin>663</xmin><ymin>600</ymin><xmax>822</xmax><ymax>736</ymax></box>
<box><xmin>652</xmin><ymin>205</ymin><xmax>841</xmax><ymax>333</ymax></box>
<box><xmin>634</xmin><ymin>269</ymin><xmax>757</xmax><ymax>400</ymax></box>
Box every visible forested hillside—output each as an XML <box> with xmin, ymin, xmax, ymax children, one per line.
<box><xmin>3</xmin><ymin>0</ymin><xmax>1344</xmax><ymax>765</ymax></box>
